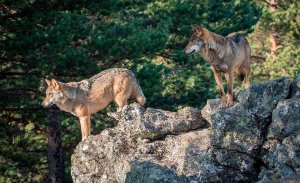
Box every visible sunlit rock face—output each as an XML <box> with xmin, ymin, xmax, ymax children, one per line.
<box><xmin>71</xmin><ymin>76</ymin><xmax>300</xmax><ymax>183</ymax></box>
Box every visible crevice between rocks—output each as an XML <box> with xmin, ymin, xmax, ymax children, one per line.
<box><xmin>253</xmin><ymin>80</ymin><xmax>293</xmax><ymax>182</ymax></box>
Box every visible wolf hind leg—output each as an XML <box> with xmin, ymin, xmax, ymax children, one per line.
<box><xmin>114</xmin><ymin>88</ymin><xmax>131</xmax><ymax>112</ymax></box>
<box><xmin>113</xmin><ymin>77</ymin><xmax>132</xmax><ymax>111</ymax></box>
<box><xmin>236</xmin><ymin>62</ymin><xmax>251</xmax><ymax>89</ymax></box>
<box><xmin>115</xmin><ymin>95</ymin><xmax>128</xmax><ymax>112</ymax></box>
<box><xmin>243</xmin><ymin>73</ymin><xmax>251</xmax><ymax>88</ymax></box>
<box><xmin>241</xmin><ymin>65</ymin><xmax>251</xmax><ymax>88</ymax></box>
<box><xmin>107</xmin><ymin>94</ymin><xmax>128</xmax><ymax>120</ymax></box>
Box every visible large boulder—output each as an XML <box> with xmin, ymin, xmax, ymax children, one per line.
<box><xmin>71</xmin><ymin>77</ymin><xmax>300</xmax><ymax>183</ymax></box>
<box><xmin>290</xmin><ymin>75</ymin><xmax>300</xmax><ymax>99</ymax></box>
<box><xmin>71</xmin><ymin>105</ymin><xmax>211</xmax><ymax>183</ymax></box>
<box><xmin>259</xmin><ymin>99</ymin><xmax>300</xmax><ymax>182</ymax></box>
<box><xmin>112</xmin><ymin>104</ymin><xmax>208</xmax><ymax>140</ymax></box>
<box><xmin>199</xmin><ymin>78</ymin><xmax>290</xmax><ymax>182</ymax></box>
<box><xmin>202</xmin><ymin>78</ymin><xmax>290</xmax><ymax>156</ymax></box>
<box><xmin>237</xmin><ymin>78</ymin><xmax>290</xmax><ymax>119</ymax></box>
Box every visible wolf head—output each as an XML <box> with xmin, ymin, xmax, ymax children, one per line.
<box><xmin>42</xmin><ymin>79</ymin><xmax>66</xmax><ymax>107</ymax></box>
<box><xmin>184</xmin><ymin>25</ymin><xmax>207</xmax><ymax>56</ymax></box>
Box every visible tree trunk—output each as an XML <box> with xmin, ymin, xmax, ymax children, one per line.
<box><xmin>269</xmin><ymin>0</ymin><xmax>277</xmax><ymax>12</ymax></box>
<box><xmin>267</xmin><ymin>1</ymin><xmax>282</xmax><ymax>61</ymax></box>
<box><xmin>47</xmin><ymin>105</ymin><xmax>64</xmax><ymax>183</ymax></box>
<box><xmin>269</xmin><ymin>26</ymin><xmax>282</xmax><ymax>60</ymax></box>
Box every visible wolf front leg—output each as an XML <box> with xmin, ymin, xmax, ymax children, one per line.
<box><xmin>79</xmin><ymin>115</ymin><xmax>91</xmax><ymax>141</ymax></box>
<box><xmin>211</xmin><ymin>66</ymin><xmax>227</xmax><ymax>108</ymax></box>
<box><xmin>224</xmin><ymin>71</ymin><xmax>234</xmax><ymax>108</ymax></box>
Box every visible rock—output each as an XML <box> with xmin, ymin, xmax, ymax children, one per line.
<box><xmin>109</xmin><ymin>104</ymin><xmax>208</xmax><ymax>140</ymax></box>
<box><xmin>125</xmin><ymin>161</ymin><xmax>188</xmax><ymax>183</ymax></box>
<box><xmin>290</xmin><ymin>75</ymin><xmax>300</xmax><ymax>99</ymax></box>
<box><xmin>202</xmin><ymin>78</ymin><xmax>290</xmax><ymax>157</ymax></box>
<box><xmin>71</xmin><ymin>105</ymin><xmax>210</xmax><ymax>183</ymax></box>
<box><xmin>259</xmin><ymin>99</ymin><xmax>300</xmax><ymax>182</ymax></box>
<box><xmin>71</xmin><ymin>77</ymin><xmax>300</xmax><ymax>183</ymax></box>
<box><xmin>200</xmin><ymin>78</ymin><xmax>291</xmax><ymax>182</ymax></box>
<box><xmin>258</xmin><ymin>175</ymin><xmax>300</xmax><ymax>183</ymax></box>
<box><xmin>268</xmin><ymin>99</ymin><xmax>300</xmax><ymax>140</ymax></box>
<box><xmin>203</xmin><ymin>101</ymin><xmax>256</xmax><ymax>154</ymax></box>
<box><xmin>237</xmin><ymin>77</ymin><xmax>290</xmax><ymax>119</ymax></box>
<box><xmin>297</xmin><ymin>75</ymin><xmax>300</xmax><ymax>89</ymax></box>
<box><xmin>71</xmin><ymin>127</ymin><xmax>215</xmax><ymax>183</ymax></box>
<box><xmin>162</xmin><ymin>129</ymin><xmax>222</xmax><ymax>183</ymax></box>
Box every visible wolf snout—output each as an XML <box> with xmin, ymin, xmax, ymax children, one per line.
<box><xmin>42</xmin><ymin>102</ymin><xmax>49</xmax><ymax>108</ymax></box>
<box><xmin>184</xmin><ymin>49</ymin><xmax>195</xmax><ymax>56</ymax></box>
<box><xmin>183</xmin><ymin>49</ymin><xmax>189</xmax><ymax>55</ymax></box>
<box><xmin>42</xmin><ymin>101</ymin><xmax>53</xmax><ymax>108</ymax></box>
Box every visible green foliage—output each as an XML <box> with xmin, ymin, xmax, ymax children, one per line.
<box><xmin>0</xmin><ymin>0</ymin><xmax>261</xmax><ymax>182</ymax></box>
<box><xmin>249</xmin><ymin>0</ymin><xmax>300</xmax><ymax>81</ymax></box>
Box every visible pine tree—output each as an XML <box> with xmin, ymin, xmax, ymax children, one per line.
<box><xmin>249</xmin><ymin>0</ymin><xmax>300</xmax><ymax>81</ymax></box>
<box><xmin>0</xmin><ymin>0</ymin><xmax>261</xmax><ymax>182</ymax></box>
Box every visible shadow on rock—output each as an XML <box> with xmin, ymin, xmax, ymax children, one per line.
<box><xmin>125</xmin><ymin>161</ymin><xmax>188</xmax><ymax>183</ymax></box>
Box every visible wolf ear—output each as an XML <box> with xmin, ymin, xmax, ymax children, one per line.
<box><xmin>191</xmin><ymin>24</ymin><xmax>201</xmax><ymax>31</ymax></box>
<box><xmin>45</xmin><ymin>79</ymin><xmax>52</xmax><ymax>86</ymax></box>
<box><xmin>51</xmin><ymin>79</ymin><xmax>63</xmax><ymax>90</ymax></box>
<box><xmin>192</xmin><ymin>25</ymin><xmax>205</xmax><ymax>37</ymax></box>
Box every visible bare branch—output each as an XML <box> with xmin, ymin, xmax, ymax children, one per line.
<box><xmin>250</xmin><ymin>55</ymin><xmax>266</xmax><ymax>62</ymax></box>
<box><xmin>259</xmin><ymin>0</ymin><xmax>272</xmax><ymax>6</ymax></box>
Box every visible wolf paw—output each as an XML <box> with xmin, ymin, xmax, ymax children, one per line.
<box><xmin>221</xmin><ymin>101</ymin><xmax>234</xmax><ymax>108</ymax></box>
<box><xmin>220</xmin><ymin>96</ymin><xmax>228</xmax><ymax>108</ymax></box>
<box><xmin>226</xmin><ymin>100</ymin><xmax>234</xmax><ymax>108</ymax></box>
<box><xmin>220</xmin><ymin>95</ymin><xmax>234</xmax><ymax>108</ymax></box>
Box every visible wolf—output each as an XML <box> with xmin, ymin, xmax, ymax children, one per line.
<box><xmin>184</xmin><ymin>25</ymin><xmax>251</xmax><ymax>108</ymax></box>
<box><xmin>42</xmin><ymin>68</ymin><xmax>146</xmax><ymax>141</ymax></box>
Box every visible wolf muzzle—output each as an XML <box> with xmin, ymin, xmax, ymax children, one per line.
<box><xmin>42</xmin><ymin>102</ymin><xmax>55</xmax><ymax>108</ymax></box>
<box><xmin>184</xmin><ymin>50</ymin><xmax>195</xmax><ymax>56</ymax></box>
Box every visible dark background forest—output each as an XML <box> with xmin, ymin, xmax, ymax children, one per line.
<box><xmin>0</xmin><ymin>0</ymin><xmax>299</xmax><ymax>182</ymax></box>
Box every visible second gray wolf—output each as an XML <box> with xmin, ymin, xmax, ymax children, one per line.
<box><xmin>184</xmin><ymin>25</ymin><xmax>251</xmax><ymax>108</ymax></box>
<box><xmin>42</xmin><ymin>68</ymin><xmax>146</xmax><ymax>141</ymax></box>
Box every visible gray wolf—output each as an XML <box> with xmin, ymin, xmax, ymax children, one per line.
<box><xmin>184</xmin><ymin>25</ymin><xmax>251</xmax><ymax>108</ymax></box>
<box><xmin>42</xmin><ymin>68</ymin><xmax>146</xmax><ymax>140</ymax></box>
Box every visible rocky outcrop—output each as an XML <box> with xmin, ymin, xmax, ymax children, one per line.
<box><xmin>290</xmin><ymin>75</ymin><xmax>300</xmax><ymax>99</ymax></box>
<box><xmin>259</xmin><ymin>99</ymin><xmax>300</xmax><ymax>181</ymax></box>
<box><xmin>71</xmin><ymin>106</ymin><xmax>210</xmax><ymax>183</ymax></box>
<box><xmin>71</xmin><ymin>77</ymin><xmax>300</xmax><ymax>183</ymax></box>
